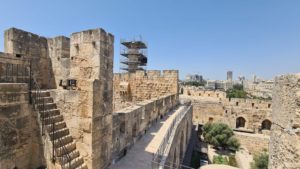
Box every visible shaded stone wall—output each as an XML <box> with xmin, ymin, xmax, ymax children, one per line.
<box><xmin>47</xmin><ymin>36</ymin><xmax>70</xmax><ymax>88</ymax></box>
<box><xmin>51</xmin><ymin>28</ymin><xmax>114</xmax><ymax>169</ymax></box>
<box><xmin>4</xmin><ymin>28</ymin><xmax>56</xmax><ymax>89</ymax></box>
<box><xmin>164</xmin><ymin>105</ymin><xmax>193</xmax><ymax>168</ymax></box>
<box><xmin>112</xmin><ymin>94</ymin><xmax>178</xmax><ymax>160</ymax></box>
<box><xmin>269</xmin><ymin>74</ymin><xmax>300</xmax><ymax>169</ymax></box>
<box><xmin>192</xmin><ymin>101</ymin><xmax>224</xmax><ymax>124</ymax></box>
<box><xmin>189</xmin><ymin>95</ymin><xmax>272</xmax><ymax>133</ymax></box>
<box><xmin>0</xmin><ymin>83</ymin><xmax>43</xmax><ymax>169</ymax></box>
<box><xmin>0</xmin><ymin>52</ymin><xmax>31</xmax><ymax>83</ymax></box>
<box><xmin>234</xmin><ymin>132</ymin><xmax>269</xmax><ymax>154</ymax></box>
<box><xmin>113</xmin><ymin>70</ymin><xmax>179</xmax><ymax>111</ymax></box>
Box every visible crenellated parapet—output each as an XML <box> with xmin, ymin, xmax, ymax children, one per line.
<box><xmin>113</xmin><ymin>70</ymin><xmax>179</xmax><ymax>112</ymax></box>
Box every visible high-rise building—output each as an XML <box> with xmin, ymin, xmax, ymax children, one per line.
<box><xmin>227</xmin><ymin>71</ymin><xmax>233</xmax><ymax>81</ymax></box>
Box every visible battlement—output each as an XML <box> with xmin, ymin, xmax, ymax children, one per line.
<box><xmin>71</xmin><ymin>28</ymin><xmax>114</xmax><ymax>45</ymax></box>
<box><xmin>226</xmin><ymin>98</ymin><xmax>272</xmax><ymax>109</ymax></box>
<box><xmin>114</xmin><ymin>70</ymin><xmax>178</xmax><ymax>80</ymax></box>
<box><xmin>4</xmin><ymin>27</ymin><xmax>48</xmax><ymax>57</ymax></box>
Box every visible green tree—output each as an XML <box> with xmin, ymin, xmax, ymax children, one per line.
<box><xmin>226</xmin><ymin>84</ymin><xmax>247</xmax><ymax>99</ymax></box>
<box><xmin>250</xmin><ymin>151</ymin><xmax>269</xmax><ymax>169</ymax></box>
<box><xmin>203</xmin><ymin>123</ymin><xmax>240</xmax><ymax>151</ymax></box>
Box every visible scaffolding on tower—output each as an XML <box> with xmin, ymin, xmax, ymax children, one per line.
<box><xmin>120</xmin><ymin>36</ymin><xmax>148</xmax><ymax>73</ymax></box>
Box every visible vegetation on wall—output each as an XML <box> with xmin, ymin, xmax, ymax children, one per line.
<box><xmin>226</xmin><ymin>84</ymin><xmax>247</xmax><ymax>99</ymax></box>
<box><xmin>203</xmin><ymin>123</ymin><xmax>240</xmax><ymax>151</ymax></box>
<box><xmin>184</xmin><ymin>81</ymin><xmax>206</xmax><ymax>87</ymax></box>
<box><xmin>212</xmin><ymin>155</ymin><xmax>238</xmax><ymax>167</ymax></box>
<box><xmin>250</xmin><ymin>150</ymin><xmax>269</xmax><ymax>169</ymax></box>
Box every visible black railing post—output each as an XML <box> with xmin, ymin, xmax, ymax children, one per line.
<box><xmin>52</xmin><ymin>120</ymin><xmax>56</xmax><ymax>164</ymax></box>
<box><xmin>29</xmin><ymin>61</ymin><xmax>32</xmax><ymax>104</ymax></box>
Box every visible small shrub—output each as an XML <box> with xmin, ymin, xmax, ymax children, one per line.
<box><xmin>213</xmin><ymin>155</ymin><xmax>229</xmax><ymax>165</ymax></box>
<box><xmin>250</xmin><ymin>151</ymin><xmax>269</xmax><ymax>169</ymax></box>
<box><xmin>228</xmin><ymin>155</ymin><xmax>238</xmax><ymax>167</ymax></box>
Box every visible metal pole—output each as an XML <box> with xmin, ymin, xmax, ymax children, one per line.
<box><xmin>29</xmin><ymin>61</ymin><xmax>32</xmax><ymax>104</ymax></box>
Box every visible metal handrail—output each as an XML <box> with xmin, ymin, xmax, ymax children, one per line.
<box><xmin>152</xmin><ymin>105</ymin><xmax>192</xmax><ymax>169</ymax></box>
<box><xmin>30</xmin><ymin>76</ymin><xmax>72</xmax><ymax>169</ymax></box>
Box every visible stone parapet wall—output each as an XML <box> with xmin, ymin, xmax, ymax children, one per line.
<box><xmin>182</xmin><ymin>87</ymin><xmax>226</xmax><ymax>100</ymax></box>
<box><xmin>269</xmin><ymin>74</ymin><xmax>300</xmax><ymax>169</ymax></box>
<box><xmin>112</xmin><ymin>94</ymin><xmax>179</xmax><ymax>161</ymax></box>
<box><xmin>0</xmin><ymin>83</ymin><xmax>43</xmax><ymax>169</ymax></box>
<box><xmin>4</xmin><ymin>28</ymin><xmax>56</xmax><ymax>89</ymax></box>
<box><xmin>225</xmin><ymin>98</ymin><xmax>272</xmax><ymax>110</ymax></box>
<box><xmin>163</xmin><ymin>105</ymin><xmax>193</xmax><ymax>168</ymax></box>
<box><xmin>113</xmin><ymin>70</ymin><xmax>179</xmax><ymax>112</ymax></box>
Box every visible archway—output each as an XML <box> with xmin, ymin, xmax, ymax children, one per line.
<box><xmin>262</xmin><ymin>119</ymin><xmax>272</xmax><ymax>130</ymax></box>
<box><xmin>236</xmin><ymin>117</ymin><xmax>246</xmax><ymax>128</ymax></box>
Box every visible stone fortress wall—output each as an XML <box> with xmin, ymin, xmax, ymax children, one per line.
<box><xmin>112</xmin><ymin>94</ymin><xmax>178</xmax><ymax>161</ymax></box>
<box><xmin>181</xmin><ymin>87</ymin><xmax>272</xmax><ymax>154</ymax></box>
<box><xmin>113</xmin><ymin>70</ymin><xmax>179</xmax><ymax>111</ymax></box>
<box><xmin>269</xmin><ymin>74</ymin><xmax>300</xmax><ymax>169</ymax></box>
<box><xmin>0</xmin><ymin>27</ymin><xmax>184</xmax><ymax>169</ymax></box>
<box><xmin>0</xmin><ymin>83</ymin><xmax>43</xmax><ymax>169</ymax></box>
<box><xmin>50</xmin><ymin>29</ymin><xmax>115</xmax><ymax>169</ymax></box>
<box><xmin>181</xmin><ymin>86</ymin><xmax>226</xmax><ymax>100</ymax></box>
<box><xmin>2</xmin><ymin>27</ymin><xmax>115</xmax><ymax>169</ymax></box>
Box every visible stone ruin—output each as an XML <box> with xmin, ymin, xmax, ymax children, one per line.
<box><xmin>0</xmin><ymin>26</ymin><xmax>299</xmax><ymax>169</ymax></box>
<box><xmin>0</xmin><ymin>27</ymin><xmax>184</xmax><ymax>169</ymax></box>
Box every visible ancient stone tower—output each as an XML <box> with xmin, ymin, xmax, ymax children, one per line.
<box><xmin>269</xmin><ymin>74</ymin><xmax>300</xmax><ymax>168</ymax></box>
<box><xmin>120</xmin><ymin>38</ymin><xmax>147</xmax><ymax>73</ymax></box>
<box><xmin>68</xmin><ymin>29</ymin><xmax>114</xmax><ymax>169</ymax></box>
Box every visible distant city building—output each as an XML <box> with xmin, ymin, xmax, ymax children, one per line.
<box><xmin>243</xmin><ymin>78</ymin><xmax>274</xmax><ymax>98</ymax></box>
<box><xmin>206</xmin><ymin>80</ymin><xmax>233</xmax><ymax>91</ymax></box>
<box><xmin>185</xmin><ymin>74</ymin><xmax>203</xmax><ymax>83</ymax></box>
<box><xmin>227</xmin><ymin>71</ymin><xmax>233</xmax><ymax>81</ymax></box>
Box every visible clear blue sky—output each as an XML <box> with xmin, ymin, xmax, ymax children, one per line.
<box><xmin>0</xmin><ymin>0</ymin><xmax>299</xmax><ymax>80</ymax></box>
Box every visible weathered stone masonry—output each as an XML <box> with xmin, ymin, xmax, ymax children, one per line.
<box><xmin>269</xmin><ymin>74</ymin><xmax>300</xmax><ymax>169</ymax></box>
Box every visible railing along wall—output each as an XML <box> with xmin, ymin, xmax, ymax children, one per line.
<box><xmin>0</xmin><ymin>55</ymin><xmax>72</xmax><ymax>168</ymax></box>
<box><xmin>0</xmin><ymin>56</ymin><xmax>31</xmax><ymax>83</ymax></box>
<box><xmin>31</xmin><ymin>73</ymin><xmax>72</xmax><ymax>168</ymax></box>
<box><xmin>151</xmin><ymin>103</ymin><xmax>193</xmax><ymax>169</ymax></box>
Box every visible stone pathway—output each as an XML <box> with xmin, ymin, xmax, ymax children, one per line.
<box><xmin>110</xmin><ymin>106</ymin><xmax>186</xmax><ymax>169</ymax></box>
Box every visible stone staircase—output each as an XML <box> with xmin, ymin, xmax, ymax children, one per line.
<box><xmin>33</xmin><ymin>90</ymin><xmax>87</xmax><ymax>169</ymax></box>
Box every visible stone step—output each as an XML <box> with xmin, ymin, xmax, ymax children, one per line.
<box><xmin>74</xmin><ymin>164</ymin><xmax>88</xmax><ymax>169</ymax></box>
<box><xmin>57</xmin><ymin>150</ymin><xmax>80</xmax><ymax>165</ymax></box>
<box><xmin>40</xmin><ymin>109</ymin><xmax>60</xmax><ymax>118</ymax></box>
<box><xmin>47</xmin><ymin>121</ymin><xmax>67</xmax><ymax>132</ymax></box>
<box><xmin>32</xmin><ymin>90</ymin><xmax>50</xmax><ymax>97</ymax></box>
<box><xmin>61</xmin><ymin>156</ymin><xmax>84</xmax><ymax>169</ymax></box>
<box><xmin>43</xmin><ymin>115</ymin><xmax>64</xmax><ymax>125</ymax></box>
<box><xmin>37</xmin><ymin>103</ymin><xmax>57</xmax><ymax>110</ymax></box>
<box><xmin>53</xmin><ymin>135</ymin><xmax>73</xmax><ymax>148</ymax></box>
<box><xmin>74</xmin><ymin>163</ymin><xmax>88</xmax><ymax>169</ymax></box>
<box><xmin>55</xmin><ymin>141</ymin><xmax>76</xmax><ymax>157</ymax></box>
<box><xmin>35</xmin><ymin>97</ymin><xmax>53</xmax><ymax>104</ymax></box>
<box><xmin>49</xmin><ymin>128</ymin><xmax>69</xmax><ymax>140</ymax></box>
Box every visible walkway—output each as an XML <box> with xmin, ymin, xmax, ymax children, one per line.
<box><xmin>110</xmin><ymin>105</ymin><xmax>187</xmax><ymax>169</ymax></box>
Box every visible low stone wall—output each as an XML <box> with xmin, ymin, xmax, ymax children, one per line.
<box><xmin>163</xmin><ymin>105</ymin><xmax>193</xmax><ymax>168</ymax></box>
<box><xmin>112</xmin><ymin>94</ymin><xmax>178</xmax><ymax>161</ymax></box>
<box><xmin>235</xmin><ymin>132</ymin><xmax>269</xmax><ymax>154</ymax></box>
<box><xmin>0</xmin><ymin>83</ymin><xmax>43</xmax><ymax>169</ymax></box>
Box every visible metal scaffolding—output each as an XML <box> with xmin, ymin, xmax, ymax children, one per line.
<box><xmin>120</xmin><ymin>37</ymin><xmax>148</xmax><ymax>73</ymax></box>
